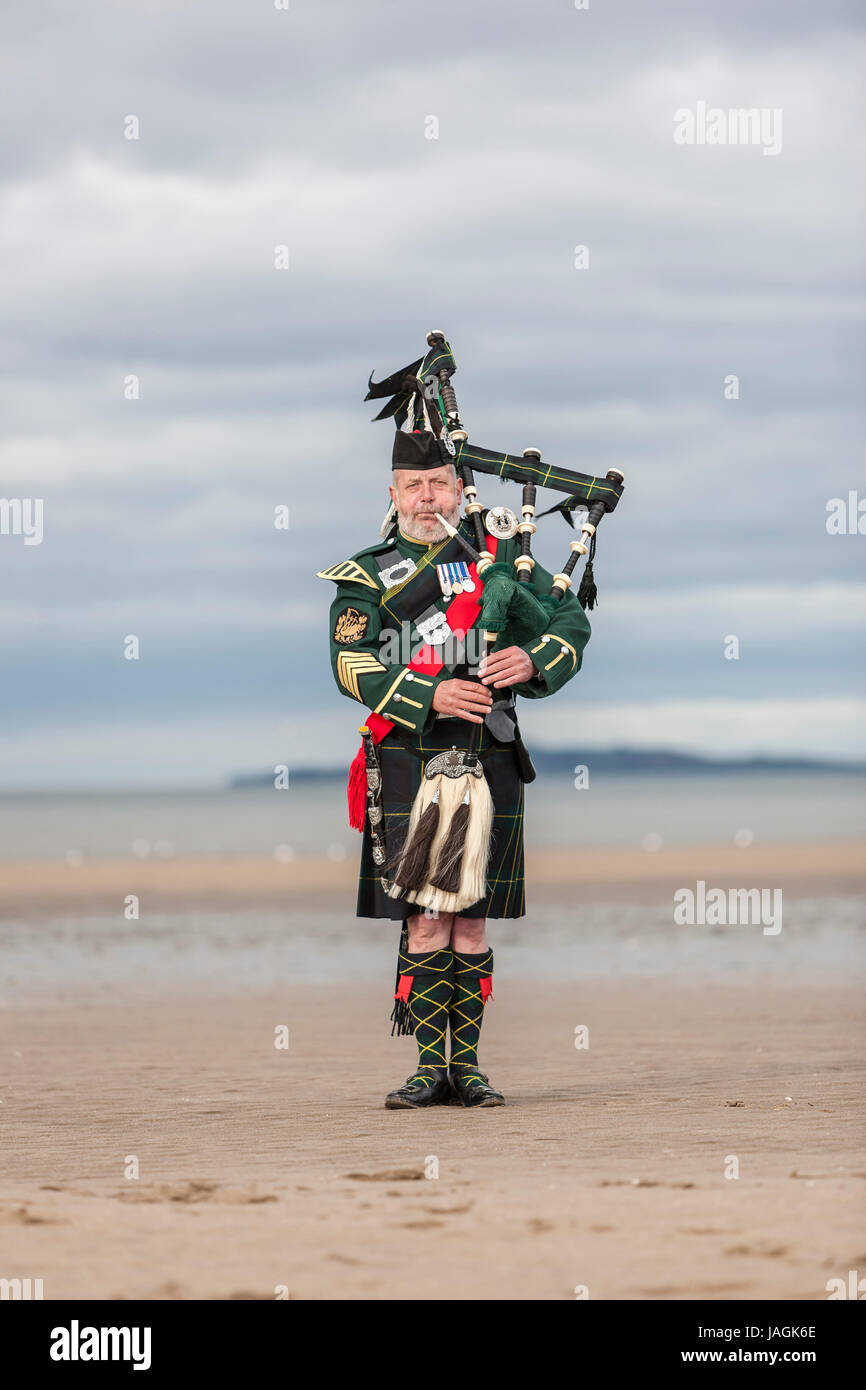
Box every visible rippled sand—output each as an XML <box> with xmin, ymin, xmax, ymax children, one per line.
<box><xmin>1</xmin><ymin>844</ymin><xmax>863</xmax><ymax>1300</ymax></box>
<box><xmin>2</xmin><ymin>978</ymin><xmax>864</xmax><ymax>1300</ymax></box>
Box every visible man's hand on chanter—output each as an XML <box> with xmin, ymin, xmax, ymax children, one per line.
<box><xmin>478</xmin><ymin>646</ymin><xmax>537</xmax><ymax>688</ymax></box>
<box><xmin>432</xmin><ymin>679</ymin><xmax>494</xmax><ymax>724</ymax></box>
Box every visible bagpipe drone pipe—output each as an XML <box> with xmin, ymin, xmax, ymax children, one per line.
<box><xmin>365</xmin><ymin>331</ymin><xmax>626</xmax><ymax>915</ymax></box>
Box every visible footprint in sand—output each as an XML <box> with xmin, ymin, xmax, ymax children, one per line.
<box><xmin>114</xmin><ymin>1180</ymin><xmax>278</xmax><ymax>1205</ymax></box>
<box><xmin>724</xmin><ymin>1243</ymin><xmax>789</xmax><ymax>1258</ymax></box>
<box><xmin>345</xmin><ymin>1168</ymin><xmax>422</xmax><ymax>1182</ymax></box>
<box><xmin>527</xmin><ymin>1217</ymin><xmax>555</xmax><ymax>1233</ymax></box>
<box><xmin>0</xmin><ymin>1205</ymin><xmax>66</xmax><ymax>1226</ymax></box>
<box><xmin>599</xmin><ymin>1178</ymin><xmax>696</xmax><ymax>1190</ymax></box>
<box><xmin>633</xmin><ymin>1281</ymin><xmax>748</xmax><ymax>1296</ymax></box>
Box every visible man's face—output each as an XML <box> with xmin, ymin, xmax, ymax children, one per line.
<box><xmin>389</xmin><ymin>465</ymin><xmax>463</xmax><ymax>542</ymax></box>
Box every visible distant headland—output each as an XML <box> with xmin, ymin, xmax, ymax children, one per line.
<box><xmin>228</xmin><ymin>747</ymin><xmax>865</xmax><ymax>788</ymax></box>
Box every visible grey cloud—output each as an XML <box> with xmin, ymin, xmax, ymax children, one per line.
<box><xmin>1</xmin><ymin>0</ymin><xmax>864</xmax><ymax>783</ymax></box>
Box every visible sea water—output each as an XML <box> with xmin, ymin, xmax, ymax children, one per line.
<box><xmin>1</xmin><ymin>771</ymin><xmax>864</xmax><ymax>862</ymax></box>
<box><xmin>0</xmin><ymin>774</ymin><xmax>862</xmax><ymax>1004</ymax></box>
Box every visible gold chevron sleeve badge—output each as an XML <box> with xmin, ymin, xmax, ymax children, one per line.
<box><xmin>316</xmin><ymin>560</ymin><xmax>379</xmax><ymax>592</ymax></box>
<box><xmin>336</xmin><ymin>650</ymin><xmax>386</xmax><ymax>700</ymax></box>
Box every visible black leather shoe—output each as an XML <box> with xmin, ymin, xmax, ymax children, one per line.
<box><xmin>449</xmin><ymin>1064</ymin><xmax>505</xmax><ymax>1107</ymax></box>
<box><xmin>385</xmin><ymin>1066</ymin><xmax>452</xmax><ymax>1109</ymax></box>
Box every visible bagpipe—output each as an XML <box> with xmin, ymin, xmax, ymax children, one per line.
<box><xmin>362</xmin><ymin>331</ymin><xmax>626</xmax><ymax>915</ymax></box>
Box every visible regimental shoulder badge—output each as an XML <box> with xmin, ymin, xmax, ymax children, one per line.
<box><xmin>334</xmin><ymin>607</ymin><xmax>369</xmax><ymax>644</ymax></box>
<box><xmin>316</xmin><ymin>560</ymin><xmax>379</xmax><ymax>592</ymax></box>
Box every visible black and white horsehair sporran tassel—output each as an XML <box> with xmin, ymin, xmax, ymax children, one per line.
<box><xmin>388</xmin><ymin>754</ymin><xmax>493</xmax><ymax>912</ymax></box>
<box><xmin>429</xmin><ymin>784</ymin><xmax>471</xmax><ymax>893</ymax></box>
<box><xmin>389</xmin><ymin>785</ymin><xmax>440</xmax><ymax>889</ymax></box>
<box><xmin>388</xmin><ymin>756</ymin><xmax>492</xmax><ymax>915</ymax></box>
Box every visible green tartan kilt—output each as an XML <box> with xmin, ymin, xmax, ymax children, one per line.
<box><xmin>356</xmin><ymin>719</ymin><xmax>526</xmax><ymax>921</ymax></box>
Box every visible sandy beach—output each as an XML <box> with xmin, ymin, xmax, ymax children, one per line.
<box><xmin>0</xmin><ymin>838</ymin><xmax>863</xmax><ymax>916</ymax></box>
<box><xmin>1</xmin><ymin>840</ymin><xmax>864</xmax><ymax>1301</ymax></box>
<box><xmin>2</xmin><ymin>980</ymin><xmax>864</xmax><ymax>1301</ymax></box>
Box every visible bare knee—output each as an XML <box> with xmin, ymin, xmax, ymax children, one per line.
<box><xmin>406</xmin><ymin>911</ymin><xmax>453</xmax><ymax>951</ymax></box>
<box><xmin>451</xmin><ymin>916</ymin><xmax>487</xmax><ymax>952</ymax></box>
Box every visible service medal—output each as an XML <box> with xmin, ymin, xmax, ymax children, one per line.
<box><xmin>436</xmin><ymin>563</ymin><xmax>452</xmax><ymax>599</ymax></box>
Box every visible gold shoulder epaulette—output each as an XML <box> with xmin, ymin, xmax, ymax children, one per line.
<box><xmin>315</xmin><ymin>559</ymin><xmax>379</xmax><ymax>591</ymax></box>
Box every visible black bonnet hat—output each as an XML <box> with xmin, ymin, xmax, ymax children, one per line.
<box><xmin>391</xmin><ymin>429</ymin><xmax>454</xmax><ymax>472</ymax></box>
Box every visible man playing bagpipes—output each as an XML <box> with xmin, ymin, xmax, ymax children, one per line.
<box><xmin>318</xmin><ymin>333</ymin><xmax>624</xmax><ymax>1109</ymax></box>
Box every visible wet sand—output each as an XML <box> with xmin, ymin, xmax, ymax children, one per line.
<box><xmin>1</xmin><ymin>838</ymin><xmax>863</xmax><ymax>917</ymax></box>
<box><xmin>1</xmin><ymin>840</ymin><xmax>863</xmax><ymax>1300</ymax></box>
<box><xmin>2</xmin><ymin>975</ymin><xmax>864</xmax><ymax>1301</ymax></box>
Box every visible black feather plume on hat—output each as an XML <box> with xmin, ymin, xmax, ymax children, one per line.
<box><xmin>365</xmin><ymin>339</ymin><xmax>456</xmax><ymax>429</ymax></box>
<box><xmin>365</xmin><ymin>358</ymin><xmax>424</xmax><ymax>426</ymax></box>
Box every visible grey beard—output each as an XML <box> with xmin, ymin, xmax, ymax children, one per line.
<box><xmin>398</xmin><ymin>503</ymin><xmax>460</xmax><ymax>543</ymax></box>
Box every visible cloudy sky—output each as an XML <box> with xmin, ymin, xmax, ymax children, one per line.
<box><xmin>1</xmin><ymin>0</ymin><xmax>864</xmax><ymax>788</ymax></box>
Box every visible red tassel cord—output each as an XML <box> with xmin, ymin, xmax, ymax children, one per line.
<box><xmin>346</xmin><ymin>743</ymin><xmax>367</xmax><ymax>831</ymax></box>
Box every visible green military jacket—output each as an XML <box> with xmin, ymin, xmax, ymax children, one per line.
<box><xmin>319</xmin><ymin>518</ymin><xmax>591</xmax><ymax>735</ymax></box>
